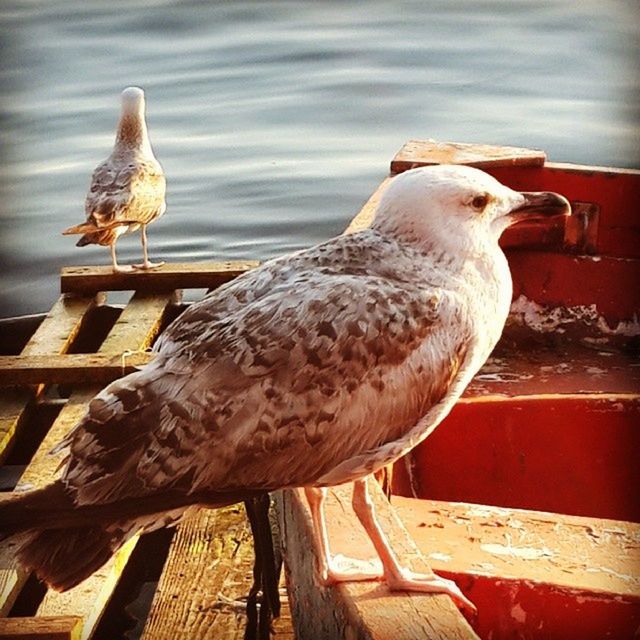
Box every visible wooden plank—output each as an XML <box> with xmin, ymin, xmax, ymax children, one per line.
<box><xmin>275</xmin><ymin>483</ymin><xmax>478</xmax><ymax>640</ymax></box>
<box><xmin>391</xmin><ymin>140</ymin><xmax>546</xmax><ymax>173</ymax></box>
<box><xmin>0</xmin><ymin>616</ymin><xmax>82</xmax><ymax>640</ymax></box>
<box><xmin>0</xmin><ymin>292</ymin><xmax>176</xmax><ymax>636</ymax></box>
<box><xmin>0</xmin><ymin>294</ymin><xmax>100</xmax><ymax>464</ymax></box>
<box><xmin>60</xmin><ymin>261</ymin><xmax>258</xmax><ymax>295</ymax></box>
<box><xmin>394</xmin><ymin>497</ymin><xmax>640</xmax><ymax>639</ymax></box>
<box><xmin>141</xmin><ymin>504</ymin><xmax>293</xmax><ymax>640</ymax></box>
<box><xmin>344</xmin><ymin>177</ymin><xmax>392</xmax><ymax>235</ymax></box>
<box><xmin>0</xmin><ymin>353</ymin><xmax>155</xmax><ymax>387</ymax></box>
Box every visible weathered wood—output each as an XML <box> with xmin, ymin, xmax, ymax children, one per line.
<box><xmin>275</xmin><ymin>483</ymin><xmax>478</xmax><ymax>640</ymax></box>
<box><xmin>60</xmin><ymin>261</ymin><xmax>258</xmax><ymax>295</ymax></box>
<box><xmin>344</xmin><ymin>177</ymin><xmax>393</xmax><ymax>235</ymax></box>
<box><xmin>0</xmin><ymin>352</ymin><xmax>155</xmax><ymax>387</ymax></box>
<box><xmin>394</xmin><ymin>496</ymin><xmax>640</xmax><ymax>639</ymax></box>
<box><xmin>0</xmin><ymin>294</ymin><xmax>99</xmax><ymax>464</ymax></box>
<box><xmin>0</xmin><ymin>292</ymin><xmax>176</xmax><ymax>637</ymax></box>
<box><xmin>141</xmin><ymin>504</ymin><xmax>293</xmax><ymax>640</ymax></box>
<box><xmin>391</xmin><ymin>140</ymin><xmax>546</xmax><ymax>173</ymax></box>
<box><xmin>0</xmin><ymin>616</ymin><xmax>82</xmax><ymax>640</ymax></box>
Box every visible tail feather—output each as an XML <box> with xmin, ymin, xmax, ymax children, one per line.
<box><xmin>18</xmin><ymin>527</ymin><xmax>118</xmax><ymax>591</ymax></box>
<box><xmin>62</xmin><ymin>221</ymin><xmax>100</xmax><ymax>236</ymax></box>
<box><xmin>0</xmin><ymin>481</ymin><xmax>255</xmax><ymax>590</ymax></box>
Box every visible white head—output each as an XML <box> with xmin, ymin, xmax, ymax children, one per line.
<box><xmin>372</xmin><ymin>164</ymin><xmax>569</xmax><ymax>256</ymax></box>
<box><xmin>120</xmin><ymin>86</ymin><xmax>146</xmax><ymax>117</ymax></box>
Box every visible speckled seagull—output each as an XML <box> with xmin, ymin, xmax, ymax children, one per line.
<box><xmin>2</xmin><ymin>165</ymin><xmax>569</xmax><ymax>610</ymax></box>
<box><xmin>63</xmin><ymin>86</ymin><xmax>165</xmax><ymax>272</ymax></box>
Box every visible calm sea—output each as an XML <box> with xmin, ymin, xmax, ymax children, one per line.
<box><xmin>1</xmin><ymin>0</ymin><xmax>638</xmax><ymax>317</ymax></box>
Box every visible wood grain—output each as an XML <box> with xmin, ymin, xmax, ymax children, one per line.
<box><xmin>391</xmin><ymin>139</ymin><xmax>546</xmax><ymax>173</ymax></box>
<box><xmin>141</xmin><ymin>504</ymin><xmax>294</xmax><ymax>640</ymax></box>
<box><xmin>0</xmin><ymin>352</ymin><xmax>155</xmax><ymax>387</ymax></box>
<box><xmin>0</xmin><ymin>295</ymin><xmax>98</xmax><ymax>464</ymax></box>
<box><xmin>0</xmin><ymin>616</ymin><xmax>82</xmax><ymax>640</ymax></box>
<box><xmin>0</xmin><ymin>292</ymin><xmax>176</xmax><ymax>638</ymax></box>
<box><xmin>60</xmin><ymin>261</ymin><xmax>258</xmax><ymax>295</ymax></box>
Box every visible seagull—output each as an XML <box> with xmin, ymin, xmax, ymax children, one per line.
<box><xmin>63</xmin><ymin>86</ymin><xmax>166</xmax><ymax>273</ymax></box>
<box><xmin>1</xmin><ymin>165</ymin><xmax>569</xmax><ymax>611</ymax></box>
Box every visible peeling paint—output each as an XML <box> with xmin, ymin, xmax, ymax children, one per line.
<box><xmin>511</xmin><ymin>602</ymin><xmax>527</xmax><ymax>623</ymax></box>
<box><xmin>481</xmin><ymin>542</ymin><xmax>555</xmax><ymax>560</ymax></box>
<box><xmin>509</xmin><ymin>294</ymin><xmax>640</xmax><ymax>336</ymax></box>
<box><xmin>585</xmin><ymin>566</ymin><xmax>640</xmax><ymax>584</ymax></box>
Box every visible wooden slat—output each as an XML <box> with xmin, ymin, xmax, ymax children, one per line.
<box><xmin>391</xmin><ymin>140</ymin><xmax>546</xmax><ymax>173</ymax></box>
<box><xmin>0</xmin><ymin>292</ymin><xmax>176</xmax><ymax>636</ymax></box>
<box><xmin>0</xmin><ymin>294</ymin><xmax>100</xmax><ymax>464</ymax></box>
<box><xmin>0</xmin><ymin>616</ymin><xmax>82</xmax><ymax>640</ymax></box>
<box><xmin>60</xmin><ymin>261</ymin><xmax>258</xmax><ymax>295</ymax></box>
<box><xmin>0</xmin><ymin>353</ymin><xmax>155</xmax><ymax>387</ymax></box>
<box><xmin>141</xmin><ymin>504</ymin><xmax>293</xmax><ymax>640</ymax></box>
<box><xmin>344</xmin><ymin>177</ymin><xmax>392</xmax><ymax>235</ymax></box>
<box><xmin>275</xmin><ymin>482</ymin><xmax>478</xmax><ymax>640</ymax></box>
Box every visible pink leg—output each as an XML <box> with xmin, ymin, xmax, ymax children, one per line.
<box><xmin>351</xmin><ymin>477</ymin><xmax>476</xmax><ymax>613</ymax></box>
<box><xmin>134</xmin><ymin>225</ymin><xmax>163</xmax><ymax>270</ymax></box>
<box><xmin>110</xmin><ymin>242</ymin><xmax>133</xmax><ymax>273</ymax></box>
<box><xmin>304</xmin><ymin>487</ymin><xmax>382</xmax><ymax>584</ymax></box>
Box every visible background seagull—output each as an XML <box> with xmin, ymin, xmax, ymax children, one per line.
<box><xmin>63</xmin><ymin>86</ymin><xmax>166</xmax><ymax>272</ymax></box>
<box><xmin>2</xmin><ymin>165</ymin><xmax>569</xmax><ymax>611</ymax></box>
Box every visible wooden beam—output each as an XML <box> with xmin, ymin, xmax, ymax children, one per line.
<box><xmin>390</xmin><ymin>140</ymin><xmax>546</xmax><ymax>173</ymax></box>
<box><xmin>0</xmin><ymin>294</ymin><xmax>100</xmax><ymax>464</ymax></box>
<box><xmin>141</xmin><ymin>504</ymin><xmax>293</xmax><ymax>640</ymax></box>
<box><xmin>0</xmin><ymin>616</ymin><xmax>82</xmax><ymax>640</ymax></box>
<box><xmin>275</xmin><ymin>483</ymin><xmax>478</xmax><ymax>640</ymax></box>
<box><xmin>60</xmin><ymin>261</ymin><xmax>258</xmax><ymax>295</ymax></box>
<box><xmin>0</xmin><ymin>292</ymin><xmax>176</xmax><ymax>635</ymax></box>
<box><xmin>394</xmin><ymin>496</ymin><xmax>640</xmax><ymax>639</ymax></box>
<box><xmin>0</xmin><ymin>352</ymin><xmax>155</xmax><ymax>387</ymax></box>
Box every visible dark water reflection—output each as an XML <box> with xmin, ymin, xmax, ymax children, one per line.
<box><xmin>1</xmin><ymin>0</ymin><xmax>638</xmax><ymax>316</ymax></box>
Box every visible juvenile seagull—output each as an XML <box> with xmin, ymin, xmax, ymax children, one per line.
<box><xmin>1</xmin><ymin>166</ymin><xmax>569</xmax><ymax>610</ymax></box>
<box><xmin>63</xmin><ymin>86</ymin><xmax>166</xmax><ymax>272</ymax></box>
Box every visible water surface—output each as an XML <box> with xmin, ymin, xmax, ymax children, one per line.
<box><xmin>1</xmin><ymin>0</ymin><xmax>638</xmax><ymax>317</ymax></box>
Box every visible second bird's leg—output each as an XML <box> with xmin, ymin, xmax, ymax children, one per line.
<box><xmin>109</xmin><ymin>241</ymin><xmax>133</xmax><ymax>273</ymax></box>
<box><xmin>134</xmin><ymin>225</ymin><xmax>164</xmax><ymax>269</ymax></box>
<box><xmin>304</xmin><ymin>486</ymin><xmax>382</xmax><ymax>584</ymax></box>
<box><xmin>351</xmin><ymin>476</ymin><xmax>476</xmax><ymax>612</ymax></box>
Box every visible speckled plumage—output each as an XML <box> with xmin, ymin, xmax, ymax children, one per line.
<box><xmin>4</xmin><ymin>164</ymin><xmax>570</xmax><ymax>594</ymax></box>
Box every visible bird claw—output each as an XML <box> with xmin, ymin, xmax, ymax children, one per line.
<box><xmin>133</xmin><ymin>260</ymin><xmax>164</xmax><ymax>270</ymax></box>
<box><xmin>112</xmin><ymin>264</ymin><xmax>135</xmax><ymax>273</ymax></box>
<box><xmin>385</xmin><ymin>567</ymin><xmax>476</xmax><ymax>614</ymax></box>
<box><xmin>319</xmin><ymin>553</ymin><xmax>383</xmax><ymax>585</ymax></box>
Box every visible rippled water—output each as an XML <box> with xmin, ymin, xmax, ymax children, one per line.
<box><xmin>1</xmin><ymin>0</ymin><xmax>638</xmax><ymax>317</ymax></box>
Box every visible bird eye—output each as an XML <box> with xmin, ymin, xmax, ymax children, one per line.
<box><xmin>471</xmin><ymin>194</ymin><xmax>488</xmax><ymax>210</ymax></box>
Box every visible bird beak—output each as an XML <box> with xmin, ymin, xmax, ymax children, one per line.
<box><xmin>508</xmin><ymin>191</ymin><xmax>571</xmax><ymax>224</ymax></box>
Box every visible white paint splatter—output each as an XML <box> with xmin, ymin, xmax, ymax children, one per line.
<box><xmin>481</xmin><ymin>542</ymin><xmax>554</xmax><ymax>560</ymax></box>
<box><xmin>509</xmin><ymin>295</ymin><xmax>640</xmax><ymax>336</ymax></box>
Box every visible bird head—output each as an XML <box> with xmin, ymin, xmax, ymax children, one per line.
<box><xmin>372</xmin><ymin>164</ymin><xmax>570</xmax><ymax>256</ymax></box>
<box><xmin>120</xmin><ymin>86</ymin><xmax>146</xmax><ymax>118</ymax></box>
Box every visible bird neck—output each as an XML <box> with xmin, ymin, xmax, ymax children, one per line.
<box><xmin>115</xmin><ymin>112</ymin><xmax>153</xmax><ymax>156</ymax></box>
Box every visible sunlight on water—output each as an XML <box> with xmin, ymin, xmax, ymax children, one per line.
<box><xmin>0</xmin><ymin>0</ymin><xmax>638</xmax><ymax>316</ymax></box>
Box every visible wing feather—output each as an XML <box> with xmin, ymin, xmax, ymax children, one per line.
<box><xmin>84</xmin><ymin>158</ymin><xmax>165</xmax><ymax>229</ymax></box>
<box><xmin>62</xmin><ymin>231</ymin><xmax>473</xmax><ymax>504</ymax></box>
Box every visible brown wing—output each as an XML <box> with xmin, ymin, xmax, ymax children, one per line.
<box><xmin>62</xmin><ymin>261</ymin><xmax>470</xmax><ymax>506</ymax></box>
<box><xmin>84</xmin><ymin>158</ymin><xmax>166</xmax><ymax>228</ymax></box>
